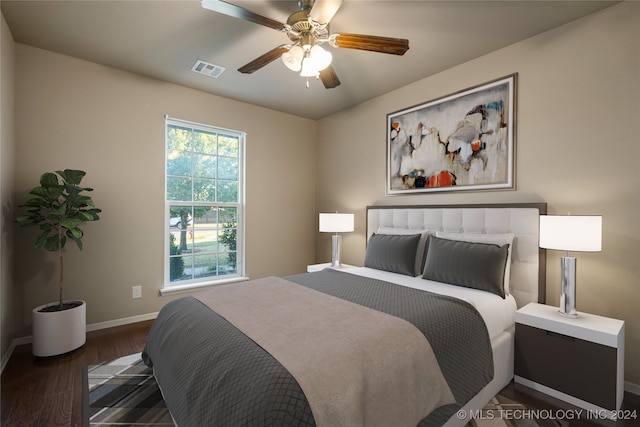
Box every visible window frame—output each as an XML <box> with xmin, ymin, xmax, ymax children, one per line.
<box><xmin>161</xmin><ymin>116</ymin><xmax>247</xmax><ymax>295</ymax></box>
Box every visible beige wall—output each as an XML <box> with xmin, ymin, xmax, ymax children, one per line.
<box><xmin>316</xmin><ymin>3</ymin><xmax>640</xmax><ymax>386</ymax></box>
<box><xmin>12</xmin><ymin>44</ymin><xmax>317</xmax><ymax>335</ymax></box>
<box><xmin>1</xmin><ymin>13</ymin><xmax>16</xmax><ymax>363</ymax></box>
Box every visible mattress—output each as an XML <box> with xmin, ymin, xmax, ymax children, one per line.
<box><xmin>340</xmin><ymin>266</ymin><xmax>517</xmax><ymax>339</ymax></box>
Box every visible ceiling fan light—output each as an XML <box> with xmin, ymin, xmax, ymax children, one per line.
<box><xmin>282</xmin><ymin>45</ymin><xmax>304</xmax><ymax>72</ymax></box>
<box><xmin>309</xmin><ymin>45</ymin><xmax>332</xmax><ymax>71</ymax></box>
<box><xmin>299</xmin><ymin>57</ymin><xmax>318</xmax><ymax>77</ymax></box>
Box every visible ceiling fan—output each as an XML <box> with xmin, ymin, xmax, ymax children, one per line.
<box><xmin>201</xmin><ymin>0</ymin><xmax>410</xmax><ymax>89</ymax></box>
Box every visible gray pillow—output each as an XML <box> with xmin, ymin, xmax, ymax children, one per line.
<box><xmin>422</xmin><ymin>236</ymin><xmax>509</xmax><ymax>298</ymax></box>
<box><xmin>377</xmin><ymin>227</ymin><xmax>430</xmax><ymax>276</ymax></box>
<box><xmin>364</xmin><ymin>233</ymin><xmax>421</xmax><ymax>276</ymax></box>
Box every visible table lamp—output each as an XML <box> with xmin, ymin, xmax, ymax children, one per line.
<box><xmin>319</xmin><ymin>213</ymin><xmax>354</xmax><ymax>267</ymax></box>
<box><xmin>539</xmin><ymin>215</ymin><xmax>602</xmax><ymax>318</ymax></box>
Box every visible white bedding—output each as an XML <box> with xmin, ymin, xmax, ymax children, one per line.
<box><xmin>339</xmin><ymin>266</ymin><xmax>517</xmax><ymax>339</ymax></box>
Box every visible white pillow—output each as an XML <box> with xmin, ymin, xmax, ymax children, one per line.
<box><xmin>376</xmin><ymin>227</ymin><xmax>430</xmax><ymax>276</ymax></box>
<box><xmin>435</xmin><ymin>232</ymin><xmax>514</xmax><ymax>296</ymax></box>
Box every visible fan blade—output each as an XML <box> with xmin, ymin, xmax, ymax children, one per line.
<box><xmin>201</xmin><ymin>0</ymin><xmax>285</xmax><ymax>31</ymax></box>
<box><xmin>309</xmin><ymin>0</ymin><xmax>343</xmax><ymax>24</ymax></box>
<box><xmin>332</xmin><ymin>33</ymin><xmax>409</xmax><ymax>55</ymax></box>
<box><xmin>238</xmin><ymin>45</ymin><xmax>289</xmax><ymax>74</ymax></box>
<box><xmin>319</xmin><ymin>65</ymin><xmax>341</xmax><ymax>89</ymax></box>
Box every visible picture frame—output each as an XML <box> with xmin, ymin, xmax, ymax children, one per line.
<box><xmin>386</xmin><ymin>74</ymin><xmax>516</xmax><ymax>195</ymax></box>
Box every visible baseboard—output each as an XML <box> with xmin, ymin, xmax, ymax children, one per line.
<box><xmin>85</xmin><ymin>312</ymin><xmax>158</xmax><ymax>332</ymax></box>
<box><xmin>0</xmin><ymin>312</ymin><xmax>158</xmax><ymax>374</ymax></box>
<box><xmin>1</xmin><ymin>339</ymin><xmax>17</xmax><ymax>373</ymax></box>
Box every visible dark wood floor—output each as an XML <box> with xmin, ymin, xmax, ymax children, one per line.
<box><xmin>1</xmin><ymin>320</ymin><xmax>154</xmax><ymax>426</ymax></box>
<box><xmin>500</xmin><ymin>382</ymin><xmax>639</xmax><ymax>427</ymax></box>
<box><xmin>1</xmin><ymin>320</ymin><xmax>638</xmax><ymax>426</ymax></box>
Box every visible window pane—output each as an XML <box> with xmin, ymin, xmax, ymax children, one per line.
<box><xmin>192</xmin><ymin>130</ymin><xmax>217</xmax><ymax>155</ymax></box>
<box><xmin>192</xmin><ymin>228</ymin><xmax>218</xmax><ymax>253</ymax></box>
<box><xmin>194</xmin><ymin>178</ymin><xmax>216</xmax><ymax>202</ymax></box>
<box><xmin>167</xmin><ymin>176</ymin><xmax>192</xmax><ymax>201</ymax></box>
<box><xmin>194</xmin><ymin>208</ymin><xmax>218</xmax><ymax>226</ymax></box>
<box><xmin>192</xmin><ymin>206</ymin><xmax>216</xmax><ymax>224</ymax></box>
<box><xmin>218</xmin><ymin>252</ymin><xmax>237</xmax><ymax>275</ymax></box>
<box><xmin>167</xmin><ymin>125</ymin><xmax>192</xmax><ymax>151</ymax></box>
<box><xmin>173</xmin><ymin>229</ymin><xmax>193</xmax><ymax>252</ymax></box>
<box><xmin>219</xmin><ymin>207</ymin><xmax>237</xmax><ymax>219</ymax></box>
<box><xmin>218</xmin><ymin>135</ymin><xmax>239</xmax><ymax>157</ymax></box>
<box><xmin>218</xmin><ymin>157</ymin><xmax>238</xmax><ymax>180</ymax></box>
<box><xmin>217</xmin><ymin>181</ymin><xmax>238</xmax><ymax>202</ymax></box>
<box><xmin>193</xmin><ymin>154</ymin><xmax>217</xmax><ymax>179</ymax></box>
<box><xmin>169</xmin><ymin>254</ymin><xmax>188</xmax><ymax>282</ymax></box>
<box><xmin>193</xmin><ymin>254</ymin><xmax>220</xmax><ymax>279</ymax></box>
<box><xmin>168</xmin><ymin>206</ymin><xmax>192</xmax><ymax>229</ymax></box>
<box><xmin>167</xmin><ymin>151</ymin><xmax>192</xmax><ymax>177</ymax></box>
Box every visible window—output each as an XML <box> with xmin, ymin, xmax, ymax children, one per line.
<box><xmin>163</xmin><ymin>116</ymin><xmax>246</xmax><ymax>292</ymax></box>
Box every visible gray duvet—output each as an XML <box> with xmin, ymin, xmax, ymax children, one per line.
<box><xmin>142</xmin><ymin>269</ymin><xmax>494</xmax><ymax>426</ymax></box>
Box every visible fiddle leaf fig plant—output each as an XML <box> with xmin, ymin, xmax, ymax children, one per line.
<box><xmin>16</xmin><ymin>169</ymin><xmax>101</xmax><ymax>310</ymax></box>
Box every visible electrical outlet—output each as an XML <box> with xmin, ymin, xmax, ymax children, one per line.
<box><xmin>132</xmin><ymin>285</ymin><xmax>142</xmax><ymax>299</ymax></box>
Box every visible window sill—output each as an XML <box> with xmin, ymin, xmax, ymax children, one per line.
<box><xmin>159</xmin><ymin>276</ymin><xmax>250</xmax><ymax>296</ymax></box>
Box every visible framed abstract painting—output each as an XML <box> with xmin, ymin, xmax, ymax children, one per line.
<box><xmin>386</xmin><ymin>74</ymin><xmax>516</xmax><ymax>195</ymax></box>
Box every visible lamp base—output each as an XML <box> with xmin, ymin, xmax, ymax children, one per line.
<box><xmin>330</xmin><ymin>234</ymin><xmax>342</xmax><ymax>267</ymax></box>
<box><xmin>557</xmin><ymin>310</ymin><xmax>578</xmax><ymax>319</ymax></box>
<box><xmin>558</xmin><ymin>256</ymin><xmax>578</xmax><ymax>318</ymax></box>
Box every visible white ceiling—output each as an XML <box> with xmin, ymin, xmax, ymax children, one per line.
<box><xmin>2</xmin><ymin>0</ymin><xmax>616</xmax><ymax>120</ymax></box>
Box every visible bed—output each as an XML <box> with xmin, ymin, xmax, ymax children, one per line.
<box><xmin>142</xmin><ymin>202</ymin><xmax>547</xmax><ymax>427</ymax></box>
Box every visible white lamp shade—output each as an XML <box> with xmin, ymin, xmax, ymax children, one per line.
<box><xmin>300</xmin><ymin>57</ymin><xmax>318</xmax><ymax>77</ymax></box>
<box><xmin>307</xmin><ymin>45</ymin><xmax>332</xmax><ymax>71</ymax></box>
<box><xmin>319</xmin><ymin>213</ymin><xmax>354</xmax><ymax>233</ymax></box>
<box><xmin>282</xmin><ymin>45</ymin><xmax>304</xmax><ymax>71</ymax></box>
<box><xmin>539</xmin><ymin>215</ymin><xmax>602</xmax><ymax>252</ymax></box>
<box><xmin>299</xmin><ymin>45</ymin><xmax>332</xmax><ymax>77</ymax></box>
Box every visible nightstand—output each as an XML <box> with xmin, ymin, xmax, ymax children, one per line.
<box><xmin>307</xmin><ymin>263</ymin><xmax>355</xmax><ymax>272</ymax></box>
<box><xmin>514</xmin><ymin>303</ymin><xmax>625</xmax><ymax>417</ymax></box>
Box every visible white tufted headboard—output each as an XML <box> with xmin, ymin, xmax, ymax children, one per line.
<box><xmin>366</xmin><ymin>203</ymin><xmax>547</xmax><ymax>308</ymax></box>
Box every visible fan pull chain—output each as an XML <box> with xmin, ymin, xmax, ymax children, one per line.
<box><xmin>306</xmin><ymin>77</ymin><xmax>310</xmax><ymax>89</ymax></box>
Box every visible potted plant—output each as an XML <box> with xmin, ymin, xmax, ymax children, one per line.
<box><xmin>16</xmin><ymin>169</ymin><xmax>101</xmax><ymax>357</ymax></box>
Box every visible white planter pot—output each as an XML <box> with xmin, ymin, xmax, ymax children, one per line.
<box><xmin>32</xmin><ymin>300</ymin><xmax>86</xmax><ymax>357</ymax></box>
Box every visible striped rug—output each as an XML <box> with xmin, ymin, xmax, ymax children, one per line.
<box><xmin>84</xmin><ymin>353</ymin><xmax>567</xmax><ymax>427</ymax></box>
<box><xmin>83</xmin><ymin>353</ymin><xmax>172</xmax><ymax>426</ymax></box>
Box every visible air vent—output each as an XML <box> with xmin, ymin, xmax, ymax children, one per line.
<box><xmin>191</xmin><ymin>60</ymin><xmax>226</xmax><ymax>78</ymax></box>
